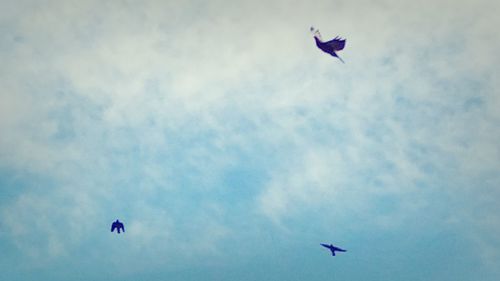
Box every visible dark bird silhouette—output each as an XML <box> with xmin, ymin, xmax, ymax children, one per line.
<box><xmin>111</xmin><ymin>219</ymin><xmax>125</xmax><ymax>234</ymax></box>
<box><xmin>311</xmin><ymin>27</ymin><xmax>346</xmax><ymax>63</ymax></box>
<box><xmin>321</xmin><ymin>243</ymin><xmax>347</xmax><ymax>256</ymax></box>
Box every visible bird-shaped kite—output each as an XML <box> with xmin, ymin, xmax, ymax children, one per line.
<box><xmin>321</xmin><ymin>243</ymin><xmax>347</xmax><ymax>256</ymax></box>
<box><xmin>111</xmin><ymin>219</ymin><xmax>125</xmax><ymax>234</ymax></box>
<box><xmin>311</xmin><ymin>27</ymin><xmax>346</xmax><ymax>63</ymax></box>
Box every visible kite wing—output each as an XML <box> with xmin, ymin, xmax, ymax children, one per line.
<box><xmin>325</xmin><ymin>37</ymin><xmax>346</xmax><ymax>51</ymax></box>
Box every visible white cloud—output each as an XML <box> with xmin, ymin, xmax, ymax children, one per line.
<box><xmin>1</xmin><ymin>0</ymin><xmax>499</xmax><ymax>275</ymax></box>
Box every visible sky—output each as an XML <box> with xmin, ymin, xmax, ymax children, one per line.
<box><xmin>1</xmin><ymin>0</ymin><xmax>500</xmax><ymax>280</ymax></box>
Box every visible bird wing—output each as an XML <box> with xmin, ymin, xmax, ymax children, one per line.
<box><xmin>111</xmin><ymin>223</ymin><xmax>116</xmax><ymax>232</ymax></box>
<box><xmin>120</xmin><ymin>223</ymin><xmax>125</xmax><ymax>232</ymax></box>
<box><xmin>332</xmin><ymin>245</ymin><xmax>346</xmax><ymax>252</ymax></box>
<box><xmin>325</xmin><ymin>37</ymin><xmax>346</xmax><ymax>51</ymax></box>
<box><xmin>320</xmin><ymin>243</ymin><xmax>331</xmax><ymax>248</ymax></box>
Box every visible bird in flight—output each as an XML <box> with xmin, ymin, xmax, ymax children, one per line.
<box><xmin>310</xmin><ymin>26</ymin><xmax>346</xmax><ymax>63</ymax></box>
<box><xmin>321</xmin><ymin>243</ymin><xmax>347</xmax><ymax>256</ymax></box>
<box><xmin>111</xmin><ymin>219</ymin><xmax>125</xmax><ymax>234</ymax></box>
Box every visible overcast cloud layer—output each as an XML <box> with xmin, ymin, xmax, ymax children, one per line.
<box><xmin>1</xmin><ymin>0</ymin><xmax>500</xmax><ymax>280</ymax></box>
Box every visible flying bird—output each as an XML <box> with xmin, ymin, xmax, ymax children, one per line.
<box><xmin>321</xmin><ymin>243</ymin><xmax>347</xmax><ymax>256</ymax></box>
<box><xmin>111</xmin><ymin>219</ymin><xmax>125</xmax><ymax>234</ymax></box>
<box><xmin>311</xmin><ymin>27</ymin><xmax>346</xmax><ymax>63</ymax></box>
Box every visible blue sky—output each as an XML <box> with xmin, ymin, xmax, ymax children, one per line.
<box><xmin>1</xmin><ymin>0</ymin><xmax>499</xmax><ymax>280</ymax></box>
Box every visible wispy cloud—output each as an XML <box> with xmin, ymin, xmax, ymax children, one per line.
<box><xmin>1</xmin><ymin>0</ymin><xmax>499</xmax><ymax>280</ymax></box>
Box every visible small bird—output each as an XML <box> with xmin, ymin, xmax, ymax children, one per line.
<box><xmin>311</xmin><ymin>26</ymin><xmax>346</xmax><ymax>63</ymax></box>
<box><xmin>321</xmin><ymin>243</ymin><xmax>347</xmax><ymax>256</ymax></box>
<box><xmin>111</xmin><ymin>219</ymin><xmax>125</xmax><ymax>234</ymax></box>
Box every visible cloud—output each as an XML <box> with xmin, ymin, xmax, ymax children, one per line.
<box><xmin>1</xmin><ymin>0</ymin><xmax>499</xmax><ymax>279</ymax></box>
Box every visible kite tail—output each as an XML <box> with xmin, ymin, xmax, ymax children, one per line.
<box><xmin>337</xmin><ymin>55</ymin><xmax>345</xmax><ymax>64</ymax></box>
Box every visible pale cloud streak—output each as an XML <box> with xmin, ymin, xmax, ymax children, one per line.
<box><xmin>1</xmin><ymin>0</ymin><xmax>499</xmax><ymax>279</ymax></box>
